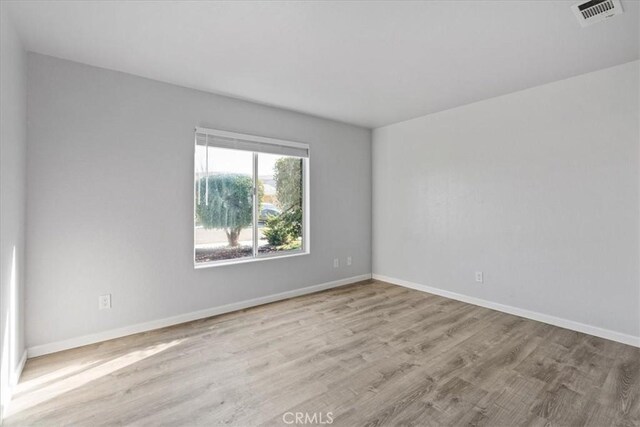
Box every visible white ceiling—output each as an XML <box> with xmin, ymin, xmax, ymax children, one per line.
<box><xmin>5</xmin><ymin>1</ymin><xmax>639</xmax><ymax>128</ymax></box>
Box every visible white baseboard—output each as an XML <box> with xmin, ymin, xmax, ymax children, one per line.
<box><xmin>2</xmin><ymin>350</ymin><xmax>27</xmax><ymax>420</ymax></box>
<box><xmin>373</xmin><ymin>274</ymin><xmax>640</xmax><ymax>348</ymax></box>
<box><xmin>11</xmin><ymin>350</ymin><xmax>27</xmax><ymax>387</ymax></box>
<box><xmin>27</xmin><ymin>271</ymin><xmax>637</xmax><ymax>358</ymax></box>
<box><xmin>27</xmin><ymin>274</ymin><xmax>372</xmax><ymax>358</ymax></box>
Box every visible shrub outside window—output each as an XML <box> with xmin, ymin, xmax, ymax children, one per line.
<box><xmin>194</xmin><ymin>127</ymin><xmax>309</xmax><ymax>267</ymax></box>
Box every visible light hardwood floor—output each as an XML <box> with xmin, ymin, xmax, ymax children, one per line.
<box><xmin>5</xmin><ymin>280</ymin><xmax>640</xmax><ymax>426</ymax></box>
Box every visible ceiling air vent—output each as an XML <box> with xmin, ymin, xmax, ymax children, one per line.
<box><xmin>572</xmin><ymin>0</ymin><xmax>623</xmax><ymax>27</ymax></box>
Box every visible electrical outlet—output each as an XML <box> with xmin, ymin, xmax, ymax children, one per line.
<box><xmin>99</xmin><ymin>294</ymin><xmax>111</xmax><ymax>310</ymax></box>
<box><xmin>333</xmin><ymin>258</ymin><xmax>339</xmax><ymax>268</ymax></box>
<box><xmin>475</xmin><ymin>272</ymin><xmax>483</xmax><ymax>283</ymax></box>
<box><xmin>347</xmin><ymin>256</ymin><xmax>352</xmax><ymax>266</ymax></box>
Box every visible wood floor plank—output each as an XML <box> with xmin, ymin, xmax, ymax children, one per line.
<box><xmin>5</xmin><ymin>280</ymin><xmax>639</xmax><ymax>426</ymax></box>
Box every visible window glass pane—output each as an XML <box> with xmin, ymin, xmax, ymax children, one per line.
<box><xmin>195</xmin><ymin>147</ymin><xmax>254</xmax><ymax>263</ymax></box>
<box><xmin>257</xmin><ymin>153</ymin><xmax>303</xmax><ymax>255</ymax></box>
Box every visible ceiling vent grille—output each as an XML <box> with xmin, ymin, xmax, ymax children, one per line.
<box><xmin>572</xmin><ymin>0</ymin><xmax>623</xmax><ymax>27</ymax></box>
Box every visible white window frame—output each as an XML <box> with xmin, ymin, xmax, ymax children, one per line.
<box><xmin>193</xmin><ymin>127</ymin><xmax>310</xmax><ymax>268</ymax></box>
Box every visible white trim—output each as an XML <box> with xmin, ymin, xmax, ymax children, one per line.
<box><xmin>194</xmin><ymin>249</ymin><xmax>310</xmax><ymax>269</ymax></box>
<box><xmin>373</xmin><ymin>274</ymin><xmax>640</xmax><ymax>348</ymax></box>
<box><xmin>2</xmin><ymin>350</ymin><xmax>27</xmax><ymax>420</ymax></box>
<box><xmin>27</xmin><ymin>274</ymin><xmax>372</xmax><ymax>358</ymax></box>
<box><xmin>195</xmin><ymin>126</ymin><xmax>309</xmax><ymax>151</ymax></box>
<box><xmin>252</xmin><ymin>152</ymin><xmax>259</xmax><ymax>258</ymax></box>
<box><xmin>302</xmin><ymin>152</ymin><xmax>310</xmax><ymax>254</ymax></box>
<box><xmin>10</xmin><ymin>350</ymin><xmax>26</xmax><ymax>388</ymax></box>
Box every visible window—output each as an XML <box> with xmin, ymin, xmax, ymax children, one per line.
<box><xmin>194</xmin><ymin>127</ymin><xmax>309</xmax><ymax>266</ymax></box>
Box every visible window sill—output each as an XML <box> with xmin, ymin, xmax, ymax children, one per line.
<box><xmin>194</xmin><ymin>250</ymin><xmax>310</xmax><ymax>269</ymax></box>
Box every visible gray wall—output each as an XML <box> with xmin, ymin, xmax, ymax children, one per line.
<box><xmin>373</xmin><ymin>61</ymin><xmax>640</xmax><ymax>339</ymax></box>
<box><xmin>26</xmin><ymin>54</ymin><xmax>371</xmax><ymax>349</ymax></box>
<box><xmin>0</xmin><ymin>6</ymin><xmax>27</xmax><ymax>417</ymax></box>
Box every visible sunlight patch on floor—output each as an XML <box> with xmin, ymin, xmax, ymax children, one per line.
<box><xmin>7</xmin><ymin>339</ymin><xmax>185</xmax><ymax>417</ymax></box>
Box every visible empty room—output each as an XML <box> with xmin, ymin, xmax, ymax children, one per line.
<box><xmin>1</xmin><ymin>1</ymin><xmax>639</xmax><ymax>426</ymax></box>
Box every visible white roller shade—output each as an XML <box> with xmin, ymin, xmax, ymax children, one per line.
<box><xmin>195</xmin><ymin>127</ymin><xmax>309</xmax><ymax>158</ymax></box>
